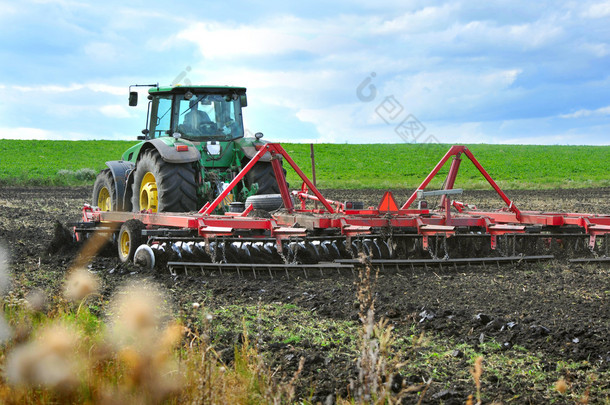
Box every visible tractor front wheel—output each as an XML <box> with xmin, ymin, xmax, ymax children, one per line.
<box><xmin>131</xmin><ymin>149</ymin><xmax>198</xmax><ymax>212</ymax></box>
<box><xmin>92</xmin><ymin>169</ymin><xmax>116</xmax><ymax>211</ymax></box>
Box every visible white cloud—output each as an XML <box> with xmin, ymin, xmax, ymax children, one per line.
<box><xmin>86</xmin><ymin>84</ymin><xmax>125</xmax><ymax>96</ymax></box>
<box><xmin>581</xmin><ymin>42</ymin><xmax>610</xmax><ymax>57</ymax></box>
<box><xmin>432</xmin><ymin>121</ymin><xmax>495</xmax><ymax>144</ymax></box>
<box><xmin>0</xmin><ymin>126</ymin><xmax>128</xmax><ymax>140</ymax></box>
<box><xmin>0</xmin><ymin>127</ymin><xmax>57</xmax><ymax>140</ymax></box>
<box><xmin>428</xmin><ymin>18</ymin><xmax>565</xmax><ymax>52</ymax></box>
<box><xmin>11</xmin><ymin>83</ymin><xmax>124</xmax><ymax>96</ymax></box>
<box><xmin>373</xmin><ymin>3</ymin><xmax>459</xmax><ymax>34</ymax></box>
<box><xmin>560</xmin><ymin>105</ymin><xmax>610</xmax><ymax>119</ymax></box>
<box><xmin>174</xmin><ymin>21</ymin><xmax>320</xmax><ymax>59</ymax></box>
<box><xmin>99</xmin><ymin>105</ymin><xmax>131</xmax><ymax>118</ymax></box>
<box><xmin>13</xmin><ymin>84</ymin><xmax>83</xmax><ymax>93</ymax></box>
<box><xmin>498</xmin><ymin>134</ymin><xmax>580</xmax><ymax>145</ymax></box>
<box><xmin>31</xmin><ymin>0</ymin><xmax>84</xmax><ymax>5</ymax></box>
<box><xmin>1</xmin><ymin>1</ymin><xmax>609</xmax><ymax>144</ymax></box>
<box><xmin>376</xmin><ymin>69</ymin><xmax>522</xmax><ymax>121</ymax></box>
<box><xmin>581</xmin><ymin>1</ymin><xmax>610</xmax><ymax>18</ymax></box>
<box><xmin>83</xmin><ymin>42</ymin><xmax>119</xmax><ymax>61</ymax></box>
<box><xmin>0</xmin><ymin>2</ymin><xmax>19</xmax><ymax>19</ymax></box>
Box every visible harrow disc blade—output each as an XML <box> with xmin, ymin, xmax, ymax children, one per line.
<box><xmin>134</xmin><ymin>244</ymin><xmax>155</xmax><ymax>270</ymax></box>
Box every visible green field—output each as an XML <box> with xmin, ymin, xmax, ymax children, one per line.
<box><xmin>1</xmin><ymin>140</ymin><xmax>609</xmax><ymax>189</ymax></box>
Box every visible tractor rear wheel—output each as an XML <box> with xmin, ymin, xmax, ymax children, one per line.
<box><xmin>92</xmin><ymin>169</ymin><xmax>116</xmax><ymax>211</ymax></box>
<box><xmin>131</xmin><ymin>149</ymin><xmax>198</xmax><ymax>212</ymax></box>
<box><xmin>244</xmin><ymin>161</ymin><xmax>287</xmax><ymax>195</ymax></box>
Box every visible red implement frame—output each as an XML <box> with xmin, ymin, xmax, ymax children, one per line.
<box><xmin>84</xmin><ymin>144</ymin><xmax>610</xmax><ymax>250</ymax></box>
<box><xmin>199</xmin><ymin>143</ymin><xmax>334</xmax><ymax>215</ymax></box>
<box><xmin>402</xmin><ymin>145</ymin><xmax>522</xmax><ymax>219</ymax></box>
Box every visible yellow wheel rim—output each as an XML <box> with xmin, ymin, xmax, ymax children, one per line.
<box><xmin>139</xmin><ymin>172</ymin><xmax>158</xmax><ymax>212</ymax></box>
<box><xmin>98</xmin><ymin>186</ymin><xmax>111</xmax><ymax>211</ymax></box>
<box><xmin>119</xmin><ymin>229</ymin><xmax>131</xmax><ymax>258</ymax></box>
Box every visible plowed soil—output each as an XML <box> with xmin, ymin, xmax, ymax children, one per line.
<box><xmin>0</xmin><ymin>186</ymin><xmax>609</xmax><ymax>404</ymax></box>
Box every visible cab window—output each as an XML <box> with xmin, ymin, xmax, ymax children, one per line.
<box><xmin>175</xmin><ymin>94</ymin><xmax>243</xmax><ymax>141</ymax></box>
<box><xmin>150</xmin><ymin>96</ymin><xmax>172</xmax><ymax>138</ymax></box>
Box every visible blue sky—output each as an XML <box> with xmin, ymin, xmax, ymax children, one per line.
<box><xmin>0</xmin><ymin>0</ymin><xmax>609</xmax><ymax>144</ymax></box>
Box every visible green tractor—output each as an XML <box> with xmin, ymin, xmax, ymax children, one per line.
<box><xmin>92</xmin><ymin>85</ymin><xmax>285</xmax><ymax>213</ymax></box>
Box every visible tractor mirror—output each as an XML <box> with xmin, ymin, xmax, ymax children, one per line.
<box><xmin>240</xmin><ymin>94</ymin><xmax>247</xmax><ymax>107</ymax></box>
<box><xmin>129</xmin><ymin>91</ymin><xmax>138</xmax><ymax>106</ymax></box>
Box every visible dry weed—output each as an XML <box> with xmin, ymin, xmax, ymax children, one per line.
<box><xmin>63</xmin><ymin>268</ymin><xmax>100</xmax><ymax>303</ymax></box>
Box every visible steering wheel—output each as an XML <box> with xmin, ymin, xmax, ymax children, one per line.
<box><xmin>197</xmin><ymin>122</ymin><xmax>217</xmax><ymax>134</ymax></box>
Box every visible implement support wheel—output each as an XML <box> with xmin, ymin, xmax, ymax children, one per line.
<box><xmin>118</xmin><ymin>219</ymin><xmax>145</xmax><ymax>263</ymax></box>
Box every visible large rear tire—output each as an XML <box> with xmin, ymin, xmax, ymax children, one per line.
<box><xmin>244</xmin><ymin>161</ymin><xmax>287</xmax><ymax>195</ymax></box>
<box><xmin>131</xmin><ymin>148</ymin><xmax>197</xmax><ymax>212</ymax></box>
<box><xmin>92</xmin><ymin>169</ymin><xmax>116</xmax><ymax>211</ymax></box>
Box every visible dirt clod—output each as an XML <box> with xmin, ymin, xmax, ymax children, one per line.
<box><xmin>46</xmin><ymin>220</ymin><xmax>75</xmax><ymax>254</ymax></box>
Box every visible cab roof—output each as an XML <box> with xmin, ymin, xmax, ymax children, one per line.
<box><xmin>149</xmin><ymin>85</ymin><xmax>247</xmax><ymax>95</ymax></box>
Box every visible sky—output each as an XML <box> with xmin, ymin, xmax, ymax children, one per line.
<box><xmin>0</xmin><ymin>0</ymin><xmax>609</xmax><ymax>145</ymax></box>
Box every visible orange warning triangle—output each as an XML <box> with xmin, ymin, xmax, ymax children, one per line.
<box><xmin>378</xmin><ymin>191</ymin><xmax>399</xmax><ymax>212</ymax></box>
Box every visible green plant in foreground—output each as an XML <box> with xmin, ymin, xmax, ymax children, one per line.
<box><xmin>341</xmin><ymin>258</ymin><xmax>426</xmax><ymax>405</ymax></box>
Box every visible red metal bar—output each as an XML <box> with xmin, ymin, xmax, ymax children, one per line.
<box><xmin>292</xmin><ymin>191</ymin><xmax>345</xmax><ymax>211</ymax></box>
<box><xmin>266</xmin><ymin>144</ymin><xmax>335</xmax><ymax>213</ymax></box>
<box><xmin>440</xmin><ymin>155</ymin><xmax>462</xmax><ymax>208</ymax></box>
<box><xmin>401</xmin><ymin>146</ymin><xmax>521</xmax><ymax>220</ymax></box>
<box><xmin>402</xmin><ymin>145</ymin><xmax>466</xmax><ymax>209</ymax></box>
<box><xmin>310</xmin><ymin>143</ymin><xmax>318</xmax><ymax>210</ymax></box>
<box><xmin>97</xmin><ymin>210</ymin><xmax>200</xmax><ymax>228</ymax></box>
<box><xmin>462</xmin><ymin>148</ymin><xmax>521</xmax><ymax>219</ymax></box>
<box><xmin>271</xmin><ymin>156</ymin><xmax>294</xmax><ymax>212</ymax></box>
<box><xmin>200</xmin><ymin>145</ymin><xmax>267</xmax><ymax>215</ymax></box>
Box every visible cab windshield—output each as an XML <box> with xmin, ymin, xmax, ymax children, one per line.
<box><xmin>175</xmin><ymin>94</ymin><xmax>243</xmax><ymax>141</ymax></box>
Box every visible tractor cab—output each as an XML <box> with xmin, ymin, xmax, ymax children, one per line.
<box><xmin>95</xmin><ymin>83</ymin><xmax>281</xmax><ymax>215</ymax></box>
<box><xmin>131</xmin><ymin>86</ymin><xmax>247</xmax><ymax>142</ymax></box>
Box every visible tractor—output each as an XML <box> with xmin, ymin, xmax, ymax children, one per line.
<box><xmin>92</xmin><ymin>85</ymin><xmax>284</xmax><ymax>214</ymax></box>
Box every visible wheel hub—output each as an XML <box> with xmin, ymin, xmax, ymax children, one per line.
<box><xmin>119</xmin><ymin>229</ymin><xmax>131</xmax><ymax>258</ymax></box>
<box><xmin>98</xmin><ymin>186</ymin><xmax>111</xmax><ymax>211</ymax></box>
<box><xmin>139</xmin><ymin>172</ymin><xmax>158</xmax><ymax>212</ymax></box>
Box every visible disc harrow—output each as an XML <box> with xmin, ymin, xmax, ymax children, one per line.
<box><xmin>73</xmin><ymin>144</ymin><xmax>610</xmax><ymax>277</ymax></box>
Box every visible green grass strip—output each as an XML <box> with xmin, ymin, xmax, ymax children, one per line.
<box><xmin>1</xmin><ymin>140</ymin><xmax>609</xmax><ymax>189</ymax></box>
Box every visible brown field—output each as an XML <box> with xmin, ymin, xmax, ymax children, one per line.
<box><xmin>0</xmin><ymin>186</ymin><xmax>609</xmax><ymax>404</ymax></box>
